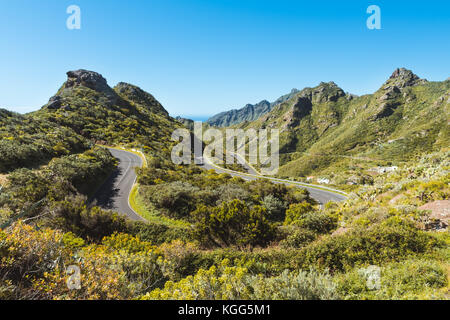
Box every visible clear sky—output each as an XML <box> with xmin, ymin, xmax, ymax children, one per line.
<box><xmin>0</xmin><ymin>0</ymin><xmax>449</xmax><ymax>118</ymax></box>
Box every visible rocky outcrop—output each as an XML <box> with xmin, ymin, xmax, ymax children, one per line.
<box><xmin>46</xmin><ymin>95</ymin><xmax>63</xmax><ymax>110</ymax></box>
<box><xmin>43</xmin><ymin>69</ymin><xmax>169</xmax><ymax>116</ymax></box>
<box><xmin>384</xmin><ymin>68</ymin><xmax>427</xmax><ymax>89</ymax></box>
<box><xmin>379</xmin><ymin>85</ymin><xmax>401</xmax><ymax>101</ymax></box>
<box><xmin>66</xmin><ymin>70</ymin><xmax>110</xmax><ymax>92</ymax></box>
<box><xmin>45</xmin><ymin>69</ymin><xmax>120</xmax><ymax>109</ymax></box>
<box><xmin>418</xmin><ymin>200</ymin><xmax>449</xmax><ymax>230</ymax></box>
<box><xmin>299</xmin><ymin>82</ymin><xmax>346</xmax><ymax>104</ymax></box>
<box><xmin>175</xmin><ymin>116</ymin><xmax>194</xmax><ymax>130</ymax></box>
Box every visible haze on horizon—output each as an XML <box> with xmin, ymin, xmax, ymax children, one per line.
<box><xmin>0</xmin><ymin>0</ymin><xmax>449</xmax><ymax>118</ymax></box>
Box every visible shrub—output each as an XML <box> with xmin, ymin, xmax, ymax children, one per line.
<box><xmin>49</xmin><ymin>196</ymin><xmax>128</xmax><ymax>242</ymax></box>
<box><xmin>249</xmin><ymin>269</ymin><xmax>340</xmax><ymax>300</ymax></box>
<box><xmin>0</xmin><ymin>223</ymin><xmax>170</xmax><ymax>300</ymax></box>
<box><xmin>143</xmin><ymin>260</ymin><xmax>340</xmax><ymax>300</ymax></box>
<box><xmin>215</xmin><ymin>184</ymin><xmax>251</xmax><ymax>205</ymax></box>
<box><xmin>142</xmin><ymin>182</ymin><xmax>199</xmax><ymax>219</ymax></box>
<box><xmin>280</xmin><ymin>228</ymin><xmax>317</xmax><ymax>249</ymax></box>
<box><xmin>127</xmin><ymin>221</ymin><xmax>191</xmax><ymax>245</ymax></box>
<box><xmin>292</xmin><ymin>211</ymin><xmax>338</xmax><ymax>234</ymax></box>
<box><xmin>262</xmin><ymin>195</ymin><xmax>287</xmax><ymax>222</ymax></box>
<box><xmin>297</xmin><ymin>217</ymin><xmax>441</xmax><ymax>272</ymax></box>
<box><xmin>336</xmin><ymin>259</ymin><xmax>448</xmax><ymax>300</ymax></box>
<box><xmin>192</xmin><ymin>200</ymin><xmax>276</xmax><ymax>248</ymax></box>
<box><xmin>159</xmin><ymin>240</ymin><xmax>200</xmax><ymax>281</ymax></box>
<box><xmin>284</xmin><ymin>202</ymin><xmax>315</xmax><ymax>225</ymax></box>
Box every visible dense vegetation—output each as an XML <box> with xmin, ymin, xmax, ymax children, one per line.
<box><xmin>0</xmin><ymin>69</ymin><xmax>448</xmax><ymax>300</ymax></box>
<box><xmin>0</xmin><ymin>109</ymin><xmax>89</xmax><ymax>172</ymax></box>
<box><xmin>235</xmin><ymin>68</ymin><xmax>449</xmax><ymax>185</ymax></box>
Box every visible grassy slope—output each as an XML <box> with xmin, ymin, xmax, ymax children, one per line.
<box><xmin>236</xmin><ymin>71</ymin><xmax>449</xmax><ymax>185</ymax></box>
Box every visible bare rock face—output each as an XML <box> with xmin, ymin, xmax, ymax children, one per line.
<box><xmin>66</xmin><ymin>70</ymin><xmax>109</xmax><ymax>92</ymax></box>
<box><xmin>379</xmin><ymin>85</ymin><xmax>401</xmax><ymax>101</ymax></box>
<box><xmin>386</xmin><ymin>68</ymin><xmax>427</xmax><ymax>89</ymax></box>
<box><xmin>418</xmin><ymin>200</ymin><xmax>450</xmax><ymax>230</ymax></box>
<box><xmin>46</xmin><ymin>95</ymin><xmax>62</xmax><ymax>109</ymax></box>
<box><xmin>44</xmin><ymin>70</ymin><xmax>120</xmax><ymax>110</ymax></box>
<box><xmin>300</xmin><ymin>82</ymin><xmax>346</xmax><ymax>104</ymax></box>
<box><xmin>66</xmin><ymin>69</ymin><xmax>119</xmax><ymax>103</ymax></box>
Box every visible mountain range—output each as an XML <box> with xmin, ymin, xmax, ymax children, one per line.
<box><xmin>1</xmin><ymin>67</ymin><xmax>448</xmax><ymax>184</ymax></box>
<box><xmin>206</xmin><ymin>88</ymin><xmax>300</xmax><ymax>127</ymax></box>
<box><xmin>0</xmin><ymin>67</ymin><xmax>449</xmax><ymax>301</ymax></box>
<box><xmin>233</xmin><ymin>68</ymin><xmax>449</xmax><ymax>182</ymax></box>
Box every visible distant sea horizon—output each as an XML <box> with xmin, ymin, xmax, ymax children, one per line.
<box><xmin>176</xmin><ymin>115</ymin><xmax>211</xmax><ymax>122</ymax></box>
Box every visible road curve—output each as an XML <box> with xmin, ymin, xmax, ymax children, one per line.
<box><xmin>199</xmin><ymin>156</ymin><xmax>347</xmax><ymax>205</ymax></box>
<box><xmin>90</xmin><ymin>148</ymin><xmax>144</xmax><ymax>221</ymax></box>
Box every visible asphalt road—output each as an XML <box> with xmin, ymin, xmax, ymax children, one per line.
<box><xmin>90</xmin><ymin>148</ymin><xmax>144</xmax><ymax>221</ymax></box>
<box><xmin>90</xmin><ymin>146</ymin><xmax>345</xmax><ymax>221</ymax></box>
<box><xmin>199</xmin><ymin>156</ymin><xmax>347</xmax><ymax>205</ymax></box>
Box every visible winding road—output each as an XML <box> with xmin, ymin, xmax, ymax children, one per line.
<box><xmin>90</xmin><ymin>148</ymin><xmax>144</xmax><ymax>221</ymax></box>
<box><xmin>91</xmin><ymin>146</ymin><xmax>347</xmax><ymax>222</ymax></box>
<box><xmin>199</xmin><ymin>155</ymin><xmax>347</xmax><ymax>205</ymax></box>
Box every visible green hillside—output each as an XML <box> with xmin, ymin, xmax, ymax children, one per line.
<box><xmin>0</xmin><ymin>70</ymin><xmax>181</xmax><ymax>173</ymax></box>
<box><xmin>36</xmin><ymin>69</ymin><xmax>180</xmax><ymax>150</ymax></box>
<box><xmin>0</xmin><ymin>68</ymin><xmax>448</xmax><ymax>300</ymax></box>
<box><xmin>237</xmin><ymin>68</ymin><xmax>449</xmax><ymax>186</ymax></box>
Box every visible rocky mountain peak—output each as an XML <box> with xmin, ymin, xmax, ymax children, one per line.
<box><xmin>66</xmin><ymin>69</ymin><xmax>110</xmax><ymax>92</ymax></box>
<box><xmin>389</xmin><ymin>68</ymin><xmax>417</xmax><ymax>80</ymax></box>
<box><xmin>385</xmin><ymin>68</ymin><xmax>426</xmax><ymax>88</ymax></box>
<box><xmin>44</xmin><ymin>69</ymin><xmax>119</xmax><ymax>110</ymax></box>
<box><xmin>299</xmin><ymin>82</ymin><xmax>346</xmax><ymax>103</ymax></box>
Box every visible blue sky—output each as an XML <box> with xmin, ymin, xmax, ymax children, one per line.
<box><xmin>0</xmin><ymin>0</ymin><xmax>449</xmax><ymax>118</ymax></box>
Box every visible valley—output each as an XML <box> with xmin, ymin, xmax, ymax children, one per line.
<box><xmin>0</xmin><ymin>68</ymin><xmax>448</xmax><ymax>300</ymax></box>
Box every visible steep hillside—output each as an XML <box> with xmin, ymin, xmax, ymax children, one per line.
<box><xmin>237</xmin><ymin>68</ymin><xmax>449</xmax><ymax>183</ymax></box>
<box><xmin>0</xmin><ymin>70</ymin><xmax>181</xmax><ymax>173</ymax></box>
<box><xmin>37</xmin><ymin>69</ymin><xmax>180</xmax><ymax>149</ymax></box>
<box><xmin>207</xmin><ymin>88</ymin><xmax>299</xmax><ymax>127</ymax></box>
<box><xmin>0</xmin><ymin>108</ymin><xmax>89</xmax><ymax>172</ymax></box>
<box><xmin>1</xmin><ymin>69</ymin><xmax>449</xmax><ymax>301</ymax></box>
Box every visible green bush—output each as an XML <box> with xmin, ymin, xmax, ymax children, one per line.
<box><xmin>192</xmin><ymin>200</ymin><xmax>276</xmax><ymax>248</ymax></box>
<box><xmin>262</xmin><ymin>195</ymin><xmax>287</xmax><ymax>222</ymax></box>
<box><xmin>297</xmin><ymin>217</ymin><xmax>441</xmax><ymax>272</ymax></box>
<box><xmin>284</xmin><ymin>202</ymin><xmax>315</xmax><ymax>225</ymax></box>
<box><xmin>127</xmin><ymin>221</ymin><xmax>191</xmax><ymax>245</ymax></box>
<box><xmin>141</xmin><ymin>182</ymin><xmax>200</xmax><ymax>219</ymax></box>
<box><xmin>292</xmin><ymin>211</ymin><xmax>338</xmax><ymax>234</ymax></box>
<box><xmin>143</xmin><ymin>260</ymin><xmax>340</xmax><ymax>300</ymax></box>
<box><xmin>49</xmin><ymin>196</ymin><xmax>128</xmax><ymax>242</ymax></box>
<box><xmin>336</xmin><ymin>259</ymin><xmax>448</xmax><ymax>299</ymax></box>
<box><xmin>280</xmin><ymin>228</ymin><xmax>317</xmax><ymax>249</ymax></box>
